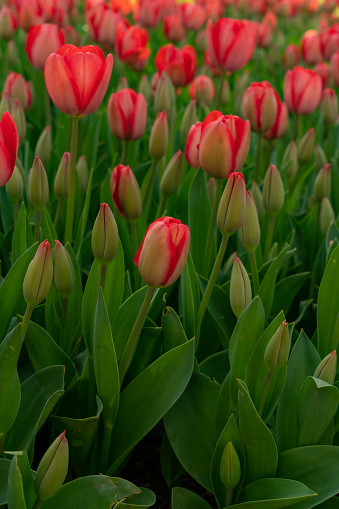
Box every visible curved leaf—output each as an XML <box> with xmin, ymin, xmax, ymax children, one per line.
<box><xmin>119</xmin><ymin>487</ymin><xmax>156</xmax><ymax>508</ymax></box>
<box><xmin>172</xmin><ymin>487</ymin><xmax>213</xmax><ymax>509</ymax></box>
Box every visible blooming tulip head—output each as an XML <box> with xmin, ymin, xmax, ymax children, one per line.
<box><xmin>116</xmin><ymin>23</ymin><xmax>150</xmax><ymax>72</ymax></box>
<box><xmin>3</xmin><ymin>72</ymin><xmax>32</xmax><ymax>111</ymax></box>
<box><xmin>180</xmin><ymin>3</ymin><xmax>205</xmax><ymax>31</ymax></box>
<box><xmin>134</xmin><ymin>217</ymin><xmax>190</xmax><ymax>288</ymax></box>
<box><xmin>283</xmin><ymin>66</ymin><xmax>322</xmax><ymax>115</ymax></box>
<box><xmin>44</xmin><ymin>44</ymin><xmax>113</xmax><ymax>117</ymax></box>
<box><xmin>330</xmin><ymin>52</ymin><xmax>339</xmax><ymax>87</ymax></box>
<box><xmin>301</xmin><ymin>30</ymin><xmax>323</xmax><ymax>66</ymax></box>
<box><xmin>242</xmin><ymin>81</ymin><xmax>279</xmax><ymax>133</ymax></box>
<box><xmin>154</xmin><ymin>44</ymin><xmax>197</xmax><ymax>88</ymax></box>
<box><xmin>320</xmin><ymin>24</ymin><xmax>339</xmax><ymax>61</ymax></box>
<box><xmin>110</xmin><ymin>164</ymin><xmax>142</xmax><ymax>220</ymax></box>
<box><xmin>0</xmin><ymin>112</ymin><xmax>19</xmax><ymax>187</ymax></box>
<box><xmin>163</xmin><ymin>14</ymin><xmax>185</xmax><ymax>43</ymax></box>
<box><xmin>25</xmin><ymin>23</ymin><xmax>65</xmax><ymax>71</ymax></box>
<box><xmin>107</xmin><ymin>88</ymin><xmax>147</xmax><ymax>141</ymax></box>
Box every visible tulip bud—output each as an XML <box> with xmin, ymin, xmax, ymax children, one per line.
<box><xmin>6</xmin><ymin>165</ymin><xmax>23</xmax><ymax>203</ymax></box>
<box><xmin>0</xmin><ymin>7</ymin><xmax>17</xmax><ymax>41</ymax></box>
<box><xmin>185</xmin><ymin>121</ymin><xmax>201</xmax><ymax>169</ymax></box>
<box><xmin>264</xmin><ymin>320</ymin><xmax>290</xmax><ymax>371</ymax></box>
<box><xmin>242</xmin><ymin>81</ymin><xmax>278</xmax><ymax>133</ymax></box>
<box><xmin>239</xmin><ymin>190</ymin><xmax>260</xmax><ymax>253</ymax></box>
<box><xmin>53</xmin><ymin>241</ymin><xmax>74</xmax><ymax>297</ymax></box>
<box><xmin>320</xmin><ymin>88</ymin><xmax>338</xmax><ymax>126</ymax></box>
<box><xmin>220</xmin><ymin>442</ymin><xmax>241</xmax><ymax>489</ymax></box>
<box><xmin>282</xmin><ymin>140</ymin><xmax>298</xmax><ymax>181</ymax></box>
<box><xmin>217</xmin><ymin>173</ymin><xmax>246</xmax><ymax>237</ymax></box>
<box><xmin>263</xmin><ymin>164</ymin><xmax>284</xmax><ymax>217</ymax></box>
<box><xmin>117</xmin><ymin>76</ymin><xmax>128</xmax><ymax>92</ymax></box>
<box><xmin>160</xmin><ymin>150</ymin><xmax>183</xmax><ymax>198</ymax></box>
<box><xmin>92</xmin><ymin>203</ymin><xmax>119</xmax><ymax>265</ymax></box>
<box><xmin>0</xmin><ymin>92</ymin><xmax>12</xmax><ymax>117</ymax></box>
<box><xmin>76</xmin><ymin>155</ymin><xmax>89</xmax><ymax>194</ymax></box>
<box><xmin>149</xmin><ymin>111</ymin><xmax>168</xmax><ymax>160</ymax></box>
<box><xmin>320</xmin><ymin>197</ymin><xmax>335</xmax><ymax>236</ymax></box>
<box><xmin>110</xmin><ymin>165</ymin><xmax>142</xmax><ymax>221</ymax></box>
<box><xmin>35</xmin><ymin>126</ymin><xmax>52</xmax><ymax>166</ymax></box>
<box><xmin>180</xmin><ymin>100</ymin><xmax>197</xmax><ymax>144</ymax></box>
<box><xmin>23</xmin><ymin>240</ymin><xmax>53</xmax><ymax>307</ymax></box>
<box><xmin>314</xmin><ymin>144</ymin><xmax>327</xmax><ymax>171</ymax></box>
<box><xmin>298</xmin><ymin>128</ymin><xmax>315</xmax><ymax>164</ymax></box>
<box><xmin>11</xmin><ymin>99</ymin><xmax>26</xmax><ymax>143</ymax></box>
<box><xmin>34</xmin><ymin>430</ymin><xmax>69</xmax><ymax>501</ymax></box>
<box><xmin>207</xmin><ymin>178</ymin><xmax>216</xmax><ymax>208</ymax></box>
<box><xmin>54</xmin><ymin>152</ymin><xmax>70</xmax><ymax>200</ymax></box>
<box><xmin>230</xmin><ymin>256</ymin><xmax>252</xmax><ymax>318</ymax></box>
<box><xmin>138</xmin><ymin>74</ymin><xmax>152</xmax><ymax>102</ymax></box>
<box><xmin>27</xmin><ymin>157</ymin><xmax>49</xmax><ymax>211</ymax></box>
<box><xmin>251</xmin><ymin>181</ymin><xmax>266</xmax><ymax>219</ymax></box>
<box><xmin>314</xmin><ymin>164</ymin><xmax>331</xmax><ymax>202</ymax></box>
<box><xmin>6</xmin><ymin>40</ymin><xmax>18</xmax><ymax>67</ymax></box>
<box><xmin>189</xmin><ymin>75</ymin><xmax>215</xmax><ymax>106</ymax></box>
<box><xmin>314</xmin><ymin>351</ymin><xmax>337</xmax><ymax>385</ymax></box>
<box><xmin>154</xmin><ymin>72</ymin><xmax>175</xmax><ymax>116</ymax></box>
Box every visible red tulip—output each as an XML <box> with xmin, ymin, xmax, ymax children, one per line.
<box><xmin>25</xmin><ymin>24</ymin><xmax>65</xmax><ymax>71</ymax></box>
<box><xmin>17</xmin><ymin>0</ymin><xmax>44</xmax><ymax>31</ymax></box>
<box><xmin>86</xmin><ymin>3</ymin><xmax>126</xmax><ymax>47</ymax></box>
<box><xmin>134</xmin><ymin>216</ymin><xmax>190</xmax><ymax>288</ymax></box>
<box><xmin>44</xmin><ymin>44</ymin><xmax>113</xmax><ymax>117</ymax></box>
<box><xmin>154</xmin><ymin>44</ymin><xmax>197</xmax><ymax>87</ymax></box>
<box><xmin>0</xmin><ymin>112</ymin><xmax>19</xmax><ymax>187</ymax></box>
<box><xmin>301</xmin><ymin>30</ymin><xmax>323</xmax><ymax>65</ymax></box>
<box><xmin>180</xmin><ymin>2</ymin><xmax>205</xmax><ymax>31</ymax></box>
<box><xmin>320</xmin><ymin>24</ymin><xmax>339</xmax><ymax>61</ymax></box>
<box><xmin>163</xmin><ymin>14</ymin><xmax>185</xmax><ymax>43</ymax></box>
<box><xmin>116</xmin><ymin>23</ymin><xmax>150</xmax><ymax>72</ymax></box>
<box><xmin>315</xmin><ymin>62</ymin><xmax>331</xmax><ymax>88</ymax></box>
<box><xmin>185</xmin><ymin>121</ymin><xmax>202</xmax><ymax>169</ymax></box>
<box><xmin>283</xmin><ymin>66</ymin><xmax>322</xmax><ymax>115</ymax></box>
<box><xmin>206</xmin><ymin>18</ymin><xmax>255</xmax><ymax>72</ymax></box>
<box><xmin>330</xmin><ymin>52</ymin><xmax>339</xmax><ymax>86</ymax></box>
<box><xmin>188</xmin><ymin>74</ymin><xmax>215</xmax><ymax>105</ymax></box>
<box><xmin>264</xmin><ymin>101</ymin><xmax>288</xmax><ymax>140</ymax></box>
<box><xmin>110</xmin><ymin>164</ymin><xmax>142</xmax><ymax>220</ymax></box>
<box><xmin>3</xmin><ymin>72</ymin><xmax>32</xmax><ymax>111</ymax></box>
<box><xmin>0</xmin><ymin>6</ymin><xmax>17</xmax><ymax>40</ymax></box>
<box><xmin>255</xmin><ymin>21</ymin><xmax>272</xmax><ymax>49</ymax></box>
<box><xmin>137</xmin><ymin>0</ymin><xmax>163</xmax><ymax>28</ymax></box>
<box><xmin>107</xmin><ymin>88</ymin><xmax>147</xmax><ymax>141</ymax></box>
<box><xmin>242</xmin><ymin>81</ymin><xmax>279</xmax><ymax>133</ymax></box>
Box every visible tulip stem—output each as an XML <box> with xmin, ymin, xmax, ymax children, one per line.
<box><xmin>225</xmin><ymin>488</ymin><xmax>233</xmax><ymax>507</ymax></box>
<box><xmin>264</xmin><ymin>140</ymin><xmax>273</xmax><ymax>171</ymax></box>
<box><xmin>196</xmin><ymin>235</ymin><xmax>229</xmax><ymax>337</ymax></box>
<box><xmin>22</xmin><ymin>304</ymin><xmax>34</xmax><ymax>340</ymax></box>
<box><xmin>258</xmin><ymin>369</ymin><xmax>273</xmax><ymax>417</ymax></box>
<box><xmin>119</xmin><ymin>286</ymin><xmax>156</xmax><ymax>386</ymax></box>
<box><xmin>130</xmin><ymin>222</ymin><xmax>140</xmax><ymax>291</ymax></box>
<box><xmin>64</xmin><ymin>116</ymin><xmax>79</xmax><ymax>244</ymax></box>
<box><xmin>99</xmin><ymin>265</ymin><xmax>108</xmax><ymax>293</ymax></box>
<box><xmin>249</xmin><ymin>251</ymin><xmax>260</xmax><ymax>295</ymax></box>
<box><xmin>34</xmin><ymin>210</ymin><xmax>41</xmax><ymax>243</ymax></box>
<box><xmin>54</xmin><ymin>200</ymin><xmax>64</xmax><ymax>230</ymax></box>
<box><xmin>32</xmin><ymin>498</ymin><xmax>43</xmax><ymax>509</ymax></box>
<box><xmin>142</xmin><ymin>160</ymin><xmax>157</xmax><ymax>212</ymax></box>
<box><xmin>255</xmin><ymin>133</ymin><xmax>263</xmax><ymax>182</ymax></box>
<box><xmin>203</xmin><ymin>178</ymin><xmax>224</xmax><ymax>277</ymax></box>
<box><xmin>216</xmin><ymin>73</ymin><xmax>225</xmax><ymax>109</ymax></box>
<box><xmin>155</xmin><ymin>197</ymin><xmax>167</xmax><ymax>219</ymax></box>
<box><xmin>59</xmin><ymin>298</ymin><xmax>68</xmax><ymax>352</ymax></box>
<box><xmin>122</xmin><ymin>140</ymin><xmax>129</xmax><ymax>165</ymax></box>
<box><xmin>264</xmin><ymin>216</ymin><xmax>275</xmax><ymax>261</ymax></box>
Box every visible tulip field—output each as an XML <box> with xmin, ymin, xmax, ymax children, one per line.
<box><xmin>2</xmin><ymin>0</ymin><xmax>339</xmax><ymax>507</ymax></box>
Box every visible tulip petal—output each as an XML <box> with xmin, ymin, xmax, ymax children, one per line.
<box><xmin>0</xmin><ymin>112</ymin><xmax>19</xmax><ymax>171</ymax></box>
<box><xmin>65</xmin><ymin>51</ymin><xmax>104</xmax><ymax>110</ymax></box>
<box><xmin>298</xmin><ymin>74</ymin><xmax>322</xmax><ymax>115</ymax></box>
<box><xmin>44</xmin><ymin>53</ymin><xmax>81</xmax><ymax>116</ymax></box>
<box><xmin>130</xmin><ymin>93</ymin><xmax>147</xmax><ymax>140</ymax></box>
<box><xmin>84</xmin><ymin>53</ymin><xmax>113</xmax><ymax>116</ymax></box>
<box><xmin>0</xmin><ymin>141</ymin><xmax>13</xmax><ymax>187</ymax></box>
<box><xmin>135</xmin><ymin>221</ymin><xmax>170</xmax><ymax>287</ymax></box>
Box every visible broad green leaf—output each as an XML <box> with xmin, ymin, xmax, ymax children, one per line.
<box><xmin>161</xmin><ymin>433</ymin><xmax>185</xmax><ymax>488</ymax></box>
<box><xmin>64</xmin><ymin>243</ymin><xmax>83</xmax><ymax>350</ymax></box>
<box><xmin>214</xmin><ymin>372</ymin><xmax>233</xmax><ymax>437</ymax></box>
<box><xmin>179</xmin><ymin>251</ymin><xmax>200</xmax><ymax>340</ymax></box>
<box><xmin>164</xmin><ymin>372</ymin><xmax>220</xmax><ymax>492</ymax></box>
<box><xmin>4</xmin><ymin>452</ymin><xmax>35</xmax><ymax>509</ymax></box>
<box><xmin>0</xmin><ymin>458</ymin><xmax>11</xmax><ymax>504</ymax></box>
<box><xmin>73</xmin><ymin>167</ymin><xmax>94</xmax><ymax>259</ymax></box>
<box><xmin>107</xmin><ymin>340</ymin><xmax>194</xmax><ymax>474</ymax></box>
<box><xmin>161</xmin><ymin>306</ymin><xmax>188</xmax><ymax>354</ymax></box>
<box><xmin>125</xmin><ymin>327</ymin><xmax>162</xmax><ymax>384</ymax></box>
<box><xmin>237</xmin><ymin>379</ymin><xmax>278</xmax><ymax>485</ymax></box>
<box><xmin>0</xmin><ymin>324</ymin><xmax>23</xmax><ymax>436</ymax></box>
<box><xmin>270</xmin><ymin>273</ymin><xmax>310</xmax><ymax>318</ymax></box>
<box><xmin>172</xmin><ymin>487</ymin><xmax>213</xmax><ymax>509</ymax></box>
<box><xmin>7</xmin><ymin>455</ymin><xmax>26</xmax><ymax>509</ymax></box>
<box><xmin>199</xmin><ymin>351</ymin><xmax>229</xmax><ymax>385</ymax></box>
<box><xmin>41</xmin><ymin>476</ymin><xmax>140</xmax><ymax>508</ymax></box>
<box><xmin>317</xmin><ymin>497</ymin><xmax>339</xmax><ymax>508</ymax></box>
<box><xmin>13</xmin><ymin>452</ymin><xmax>35</xmax><ymax>509</ymax></box>
<box><xmin>119</xmin><ymin>487</ymin><xmax>156</xmax><ymax>508</ymax></box>
<box><xmin>11</xmin><ymin>202</ymin><xmax>26</xmax><ymax>263</ymax></box>
<box><xmin>41</xmin><ymin>207</ymin><xmax>58</xmax><ymax>245</ymax></box>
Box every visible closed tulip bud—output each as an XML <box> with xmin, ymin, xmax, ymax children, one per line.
<box><xmin>15</xmin><ymin>157</ymin><xmax>25</xmax><ymax>184</ymax></box>
<box><xmin>207</xmin><ymin>178</ymin><xmax>216</xmax><ymax>207</ymax></box>
<box><xmin>0</xmin><ymin>7</ymin><xmax>17</xmax><ymax>41</ymax></box>
<box><xmin>282</xmin><ymin>140</ymin><xmax>298</xmax><ymax>181</ymax></box>
<box><xmin>217</xmin><ymin>172</ymin><xmax>246</xmax><ymax>237</ymax></box>
<box><xmin>154</xmin><ymin>71</ymin><xmax>175</xmax><ymax>116</ymax></box>
<box><xmin>0</xmin><ymin>92</ymin><xmax>12</xmax><ymax>117</ymax></box>
<box><xmin>27</xmin><ymin>157</ymin><xmax>49</xmax><ymax>211</ymax></box>
<box><xmin>220</xmin><ymin>442</ymin><xmax>241</xmax><ymax>489</ymax></box>
<box><xmin>264</xmin><ymin>321</ymin><xmax>290</xmax><ymax>372</ymax></box>
<box><xmin>54</xmin><ymin>152</ymin><xmax>70</xmax><ymax>200</ymax></box>
<box><xmin>53</xmin><ymin>241</ymin><xmax>74</xmax><ymax>297</ymax></box>
<box><xmin>35</xmin><ymin>126</ymin><xmax>51</xmax><ymax>166</ymax></box>
<box><xmin>6</xmin><ymin>165</ymin><xmax>23</xmax><ymax>203</ymax></box>
<box><xmin>11</xmin><ymin>99</ymin><xmax>26</xmax><ymax>143</ymax></box>
<box><xmin>189</xmin><ymin>75</ymin><xmax>215</xmax><ymax>106</ymax></box>
<box><xmin>242</xmin><ymin>81</ymin><xmax>278</xmax><ymax>133</ymax></box>
<box><xmin>185</xmin><ymin>121</ymin><xmax>201</xmax><ymax>169</ymax></box>
<box><xmin>23</xmin><ymin>240</ymin><xmax>53</xmax><ymax>306</ymax></box>
<box><xmin>117</xmin><ymin>76</ymin><xmax>129</xmax><ymax>92</ymax></box>
<box><xmin>6</xmin><ymin>40</ymin><xmax>18</xmax><ymax>67</ymax></box>
<box><xmin>149</xmin><ymin>111</ymin><xmax>168</xmax><ymax>160</ymax></box>
<box><xmin>138</xmin><ymin>74</ymin><xmax>152</xmax><ymax>103</ymax></box>
<box><xmin>230</xmin><ymin>256</ymin><xmax>252</xmax><ymax>318</ymax></box>
<box><xmin>34</xmin><ymin>431</ymin><xmax>69</xmax><ymax>501</ymax></box>
<box><xmin>314</xmin><ymin>144</ymin><xmax>328</xmax><ymax>171</ymax></box>
<box><xmin>298</xmin><ymin>128</ymin><xmax>315</xmax><ymax>164</ymax></box>
<box><xmin>320</xmin><ymin>88</ymin><xmax>338</xmax><ymax>126</ymax></box>
<box><xmin>160</xmin><ymin>150</ymin><xmax>183</xmax><ymax>198</ymax></box>
<box><xmin>134</xmin><ymin>216</ymin><xmax>190</xmax><ymax>288</ymax></box>
<box><xmin>76</xmin><ymin>155</ymin><xmax>89</xmax><ymax>194</ymax></box>
<box><xmin>180</xmin><ymin>100</ymin><xmax>197</xmax><ymax>144</ymax></box>
<box><xmin>314</xmin><ymin>351</ymin><xmax>337</xmax><ymax>385</ymax></box>
<box><xmin>320</xmin><ymin>197</ymin><xmax>335</xmax><ymax>236</ymax></box>
<box><xmin>92</xmin><ymin>203</ymin><xmax>119</xmax><ymax>265</ymax></box>
<box><xmin>251</xmin><ymin>181</ymin><xmax>266</xmax><ymax>219</ymax></box>
<box><xmin>110</xmin><ymin>165</ymin><xmax>142</xmax><ymax>221</ymax></box>
<box><xmin>239</xmin><ymin>190</ymin><xmax>260</xmax><ymax>253</ymax></box>
<box><xmin>263</xmin><ymin>164</ymin><xmax>284</xmax><ymax>217</ymax></box>
<box><xmin>314</xmin><ymin>164</ymin><xmax>331</xmax><ymax>202</ymax></box>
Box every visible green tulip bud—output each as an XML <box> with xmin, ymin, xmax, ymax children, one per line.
<box><xmin>220</xmin><ymin>442</ymin><xmax>241</xmax><ymax>489</ymax></box>
<box><xmin>11</xmin><ymin>98</ymin><xmax>26</xmax><ymax>143</ymax></box>
<box><xmin>6</xmin><ymin>165</ymin><xmax>23</xmax><ymax>203</ymax></box>
<box><xmin>117</xmin><ymin>76</ymin><xmax>128</xmax><ymax>92</ymax></box>
<box><xmin>76</xmin><ymin>155</ymin><xmax>89</xmax><ymax>194</ymax></box>
<box><xmin>314</xmin><ymin>144</ymin><xmax>327</xmax><ymax>171</ymax></box>
<box><xmin>6</xmin><ymin>40</ymin><xmax>18</xmax><ymax>67</ymax></box>
<box><xmin>160</xmin><ymin>150</ymin><xmax>183</xmax><ymax>198</ymax></box>
<box><xmin>138</xmin><ymin>74</ymin><xmax>152</xmax><ymax>103</ymax></box>
<box><xmin>217</xmin><ymin>172</ymin><xmax>246</xmax><ymax>237</ymax></box>
<box><xmin>35</xmin><ymin>126</ymin><xmax>52</xmax><ymax>166</ymax></box>
<box><xmin>15</xmin><ymin>157</ymin><xmax>26</xmax><ymax>184</ymax></box>
<box><xmin>314</xmin><ymin>351</ymin><xmax>337</xmax><ymax>385</ymax></box>
<box><xmin>313</xmin><ymin>163</ymin><xmax>331</xmax><ymax>202</ymax></box>
<box><xmin>180</xmin><ymin>100</ymin><xmax>197</xmax><ymax>144</ymax></box>
<box><xmin>298</xmin><ymin>128</ymin><xmax>315</xmax><ymax>164</ymax></box>
<box><xmin>282</xmin><ymin>140</ymin><xmax>298</xmax><ymax>181</ymax></box>
<box><xmin>149</xmin><ymin>111</ymin><xmax>168</xmax><ymax>161</ymax></box>
<box><xmin>239</xmin><ymin>190</ymin><xmax>260</xmax><ymax>253</ymax></box>
<box><xmin>92</xmin><ymin>203</ymin><xmax>119</xmax><ymax>265</ymax></box>
<box><xmin>54</xmin><ymin>152</ymin><xmax>70</xmax><ymax>200</ymax></box>
<box><xmin>264</xmin><ymin>320</ymin><xmax>290</xmax><ymax>372</ymax></box>
<box><xmin>154</xmin><ymin>72</ymin><xmax>175</xmax><ymax>117</ymax></box>
<box><xmin>53</xmin><ymin>241</ymin><xmax>74</xmax><ymax>297</ymax></box>
<box><xmin>251</xmin><ymin>181</ymin><xmax>265</xmax><ymax>219</ymax></box>
<box><xmin>23</xmin><ymin>240</ymin><xmax>53</xmax><ymax>306</ymax></box>
<box><xmin>230</xmin><ymin>256</ymin><xmax>252</xmax><ymax>318</ymax></box>
<box><xmin>263</xmin><ymin>164</ymin><xmax>284</xmax><ymax>217</ymax></box>
<box><xmin>320</xmin><ymin>197</ymin><xmax>335</xmax><ymax>236</ymax></box>
<box><xmin>27</xmin><ymin>156</ymin><xmax>49</xmax><ymax>211</ymax></box>
<box><xmin>320</xmin><ymin>88</ymin><xmax>338</xmax><ymax>126</ymax></box>
<box><xmin>0</xmin><ymin>92</ymin><xmax>12</xmax><ymax>117</ymax></box>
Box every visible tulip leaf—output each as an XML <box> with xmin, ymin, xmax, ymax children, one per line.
<box><xmin>270</xmin><ymin>272</ymin><xmax>310</xmax><ymax>318</ymax></box>
<box><xmin>107</xmin><ymin>340</ymin><xmax>194</xmax><ymax>474</ymax></box>
<box><xmin>0</xmin><ymin>186</ymin><xmax>12</xmax><ymax>234</ymax></box>
<box><xmin>234</xmin><ymin>478</ymin><xmax>317</xmax><ymax>508</ymax></box>
<box><xmin>5</xmin><ymin>366</ymin><xmax>65</xmax><ymax>462</ymax></box>
<box><xmin>317</xmin><ymin>497</ymin><xmax>339</xmax><ymax>508</ymax></box>
<box><xmin>41</xmin><ymin>207</ymin><xmax>58</xmax><ymax>245</ymax></box>
<box><xmin>237</xmin><ymin>379</ymin><xmax>278</xmax><ymax>485</ymax></box>
<box><xmin>124</xmin><ymin>327</ymin><xmax>162</xmax><ymax>385</ymax></box>
<box><xmin>4</xmin><ymin>452</ymin><xmax>35</xmax><ymax>509</ymax></box>
<box><xmin>74</xmin><ymin>167</ymin><xmax>94</xmax><ymax>259</ymax></box>
<box><xmin>276</xmin><ymin>446</ymin><xmax>339</xmax><ymax>508</ymax></box>
<box><xmin>0</xmin><ymin>459</ymin><xmax>11</xmax><ymax>504</ymax></box>
<box><xmin>276</xmin><ymin>330</ymin><xmax>321</xmax><ymax>452</ymax></box>
<box><xmin>164</xmin><ymin>372</ymin><xmax>220</xmax><ymax>492</ymax></box>
<box><xmin>199</xmin><ymin>350</ymin><xmax>230</xmax><ymax>385</ymax></box>
<box><xmin>0</xmin><ymin>324</ymin><xmax>23</xmax><ymax>437</ymax></box>
<box><xmin>161</xmin><ymin>432</ymin><xmax>185</xmax><ymax>488</ymax></box>
<box><xmin>11</xmin><ymin>202</ymin><xmax>26</xmax><ymax>264</ymax></box>
<box><xmin>0</xmin><ymin>243</ymin><xmax>37</xmax><ymax>342</ymax></box>
<box><xmin>317</xmin><ymin>244</ymin><xmax>339</xmax><ymax>358</ymax></box>
<box><xmin>40</xmin><ymin>476</ymin><xmax>140</xmax><ymax>509</ymax></box>
<box><xmin>161</xmin><ymin>306</ymin><xmax>188</xmax><ymax>354</ymax></box>
<box><xmin>214</xmin><ymin>372</ymin><xmax>233</xmax><ymax>437</ymax></box>
<box><xmin>179</xmin><ymin>251</ymin><xmax>200</xmax><ymax>340</ymax></box>
<box><xmin>172</xmin><ymin>487</ymin><xmax>213</xmax><ymax>509</ymax></box>
<box><xmin>119</xmin><ymin>487</ymin><xmax>156</xmax><ymax>508</ymax></box>
<box><xmin>7</xmin><ymin>455</ymin><xmax>27</xmax><ymax>509</ymax></box>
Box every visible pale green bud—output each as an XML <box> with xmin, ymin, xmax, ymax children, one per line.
<box><xmin>313</xmin><ymin>164</ymin><xmax>331</xmax><ymax>202</ymax></box>
<box><xmin>251</xmin><ymin>181</ymin><xmax>265</xmax><ymax>219</ymax></box>
<box><xmin>149</xmin><ymin>111</ymin><xmax>168</xmax><ymax>160</ymax></box>
<box><xmin>27</xmin><ymin>156</ymin><xmax>49</xmax><ymax>211</ymax></box>
<box><xmin>314</xmin><ymin>144</ymin><xmax>327</xmax><ymax>171</ymax></box>
<box><xmin>282</xmin><ymin>140</ymin><xmax>298</xmax><ymax>181</ymax></box>
<box><xmin>239</xmin><ymin>190</ymin><xmax>260</xmax><ymax>253</ymax></box>
<box><xmin>138</xmin><ymin>74</ymin><xmax>152</xmax><ymax>103</ymax></box>
<box><xmin>35</xmin><ymin>126</ymin><xmax>51</xmax><ymax>166</ymax></box>
<box><xmin>53</xmin><ymin>241</ymin><xmax>74</xmax><ymax>297</ymax></box>
<box><xmin>264</xmin><ymin>321</ymin><xmax>290</xmax><ymax>372</ymax></box>
<box><xmin>76</xmin><ymin>155</ymin><xmax>89</xmax><ymax>194</ymax></box>
<box><xmin>160</xmin><ymin>150</ymin><xmax>183</xmax><ymax>197</ymax></box>
<box><xmin>92</xmin><ymin>203</ymin><xmax>119</xmax><ymax>265</ymax></box>
<box><xmin>320</xmin><ymin>197</ymin><xmax>335</xmax><ymax>236</ymax></box>
<box><xmin>220</xmin><ymin>442</ymin><xmax>241</xmax><ymax>489</ymax></box>
<box><xmin>54</xmin><ymin>152</ymin><xmax>70</xmax><ymax>200</ymax></box>
<box><xmin>263</xmin><ymin>164</ymin><xmax>284</xmax><ymax>217</ymax></box>
<box><xmin>217</xmin><ymin>173</ymin><xmax>246</xmax><ymax>237</ymax></box>
<box><xmin>23</xmin><ymin>240</ymin><xmax>53</xmax><ymax>306</ymax></box>
<box><xmin>11</xmin><ymin>98</ymin><xmax>26</xmax><ymax>143</ymax></box>
<box><xmin>314</xmin><ymin>351</ymin><xmax>337</xmax><ymax>385</ymax></box>
<box><xmin>298</xmin><ymin>128</ymin><xmax>315</xmax><ymax>164</ymax></box>
<box><xmin>6</xmin><ymin>165</ymin><xmax>23</xmax><ymax>203</ymax></box>
<box><xmin>180</xmin><ymin>100</ymin><xmax>197</xmax><ymax>144</ymax></box>
<box><xmin>230</xmin><ymin>256</ymin><xmax>252</xmax><ymax>318</ymax></box>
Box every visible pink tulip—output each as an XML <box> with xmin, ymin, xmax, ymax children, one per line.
<box><xmin>0</xmin><ymin>112</ymin><xmax>19</xmax><ymax>187</ymax></box>
<box><xmin>163</xmin><ymin>14</ymin><xmax>185</xmax><ymax>43</ymax></box>
<box><xmin>116</xmin><ymin>23</ymin><xmax>150</xmax><ymax>72</ymax></box>
<box><xmin>320</xmin><ymin>24</ymin><xmax>339</xmax><ymax>60</ymax></box>
<box><xmin>3</xmin><ymin>72</ymin><xmax>32</xmax><ymax>111</ymax></box>
<box><xmin>155</xmin><ymin>44</ymin><xmax>197</xmax><ymax>88</ymax></box>
<box><xmin>330</xmin><ymin>52</ymin><xmax>339</xmax><ymax>86</ymax></box>
<box><xmin>188</xmin><ymin>74</ymin><xmax>215</xmax><ymax>105</ymax></box>
<box><xmin>25</xmin><ymin>23</ymin><xmax>65</xmax><ymax>71</ymax></box>
<box><xmin>283</xmin><ymin>66</ymin><xmax>322</xmax><ymax>115</ymax></box>
<box><xmin>110</xmin><ymin>164</ymin><xmax>142</xmax><ymax>220</ymax></box>
<box><xmin>301</xmin><ymin>30</ymin><xmax>323</xmax><ymax>65</ymax></box>
<box><xmin>242</xmin><ymin>81</ymin><xmax>279</xmax><ymax>133</ymax></box>
<box><xmin>107</xmin><ymin>88</ymin><xmax>147</xmax><ymax>141</ymax></box>
<box><xmin>185</xmin><ymin>121</ymin><xmax>202</xmax><ymax>169</ymax></box>
<box><xmin>180</xmin><ymin>3</ymin><xmax>205</xmax><ymax>31</ymax></box>
<box><xmin>264</xmin><ymin>102</ymin><xmax>288</xmax><ymax>140</ymax></box>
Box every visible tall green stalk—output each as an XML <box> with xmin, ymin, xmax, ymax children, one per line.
<box><xmin>203</xmin><ymin>178</ymin><xmax>224</xmax><ymax>277</ymax></box>
<box><xmin>64</xmin><ymin>116</ymin><xmax>79</xmax><ymax>244</ymax></box>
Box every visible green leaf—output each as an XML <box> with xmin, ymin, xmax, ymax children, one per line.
<box><xmin>171</xmin><ymin>487</ymin><xmax>213</xmax><ymax>509</ymax></box>
<box><xmin>125</xmin><ymin>327</ymin><xmax>162</xmax><ymax>384</ymax></box>
<box><xmin>0</xmin><ymin>324</ymin><xmax>23</xmax><ymax>437</ymax></box>
<box><xmin>41</xmin><ymin>207</ymin><xmax>58</xmax><ymax>245</ymax></box>
<box><xmin>234</xmin><ymin>478</ymin><xmax>316</xmax><ymax>508</ymax></box>
<box><xmin>73</xmin><ymin>167</ymin><xmax>94</xmax><ymax>259</ymax></box>
<box><xmin>5</xmin><ymin>366</ymin><xmax>65</xmax><ymax>461</ymax></box>
<box><xmin>64</xmin><ymin>243</ymin><xmax>83</xmax><ymax>350</ymax></box>
<box><xmin>41</xmin><ymin>476</ymin><xmax>140</xmax><ymax>508</ymax></box>
<box><xmin>161</xmin><ymin>433</ymin><xmax>185</xmax><ymax>488</ymax></box>
<box><xmin>276</xmin><ymin>446</ymin><xmax>339</xmax><ymax>508</ymax></box>
<box><xmin>13</xmin><ymin>451</ymin><xmax>35</xmax><ymax>509</ymax></box>
<box><xmin>119</xmin><ymin>487</ymin><xmax>156</xmax><ymax>508</ymax></box>
<box><xmin>164</xmin><ymin>372</ymin><xmax>220</xmax><ymax>492</ymax></box>
<box><xmin>316</xmin><ymin>497</ymin><xmax>339</xmax><ymax>508</ymax></box>
<box><xmin>237</xmin><ymin>379</ymin><xmax>278</xmax><ymax>485</ymax></box>
<box><xmin>107</xmin><ymin>340</ymin><xmax>194</xmax><ymax>474</ymax></box>
<box><xmin>270</xmin><ymin>273</ymin><xmax>310</xmax><ymax>318</ymax></box>
<box><xmin>214</xmin><ymin>372</ymin><xmax>233</xmax><ymax>437</ymax></box>
<box><xmin>7</xmin><ymin>455</ymin><xmax>27</xmax><ymax>509</ymax></box>
<box><xmin>199</xmin><ymin>351</ymin><xmax>229</xmax><ymax>385</ymax></box>
<box><xmin>179</xmin><ymin>251</ymin><xmax>200</xmax><ymax>340</ymax></box>
<box><xmin>161</xmin><ymin>306</ymin><xmax>188</xmax><ymax>354</ymax></box>
<box><xmin>11</xmin><ymin>202</ymin><xmax>26</xmax><ymax>263</ymax></box>
<box><xmin>0</xmin><ymin>243</ymin><xmax>37</xmax><ymax>342</ymax></box>
<box><xmin>0</xmin><ymin>458</ymin><xmax>11</xmax><ymax>504</ymax></box>
<box><xmin>317</xmin><ymin>244</ymin><xmax>339</xmax><ymax>358</ymax></box>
